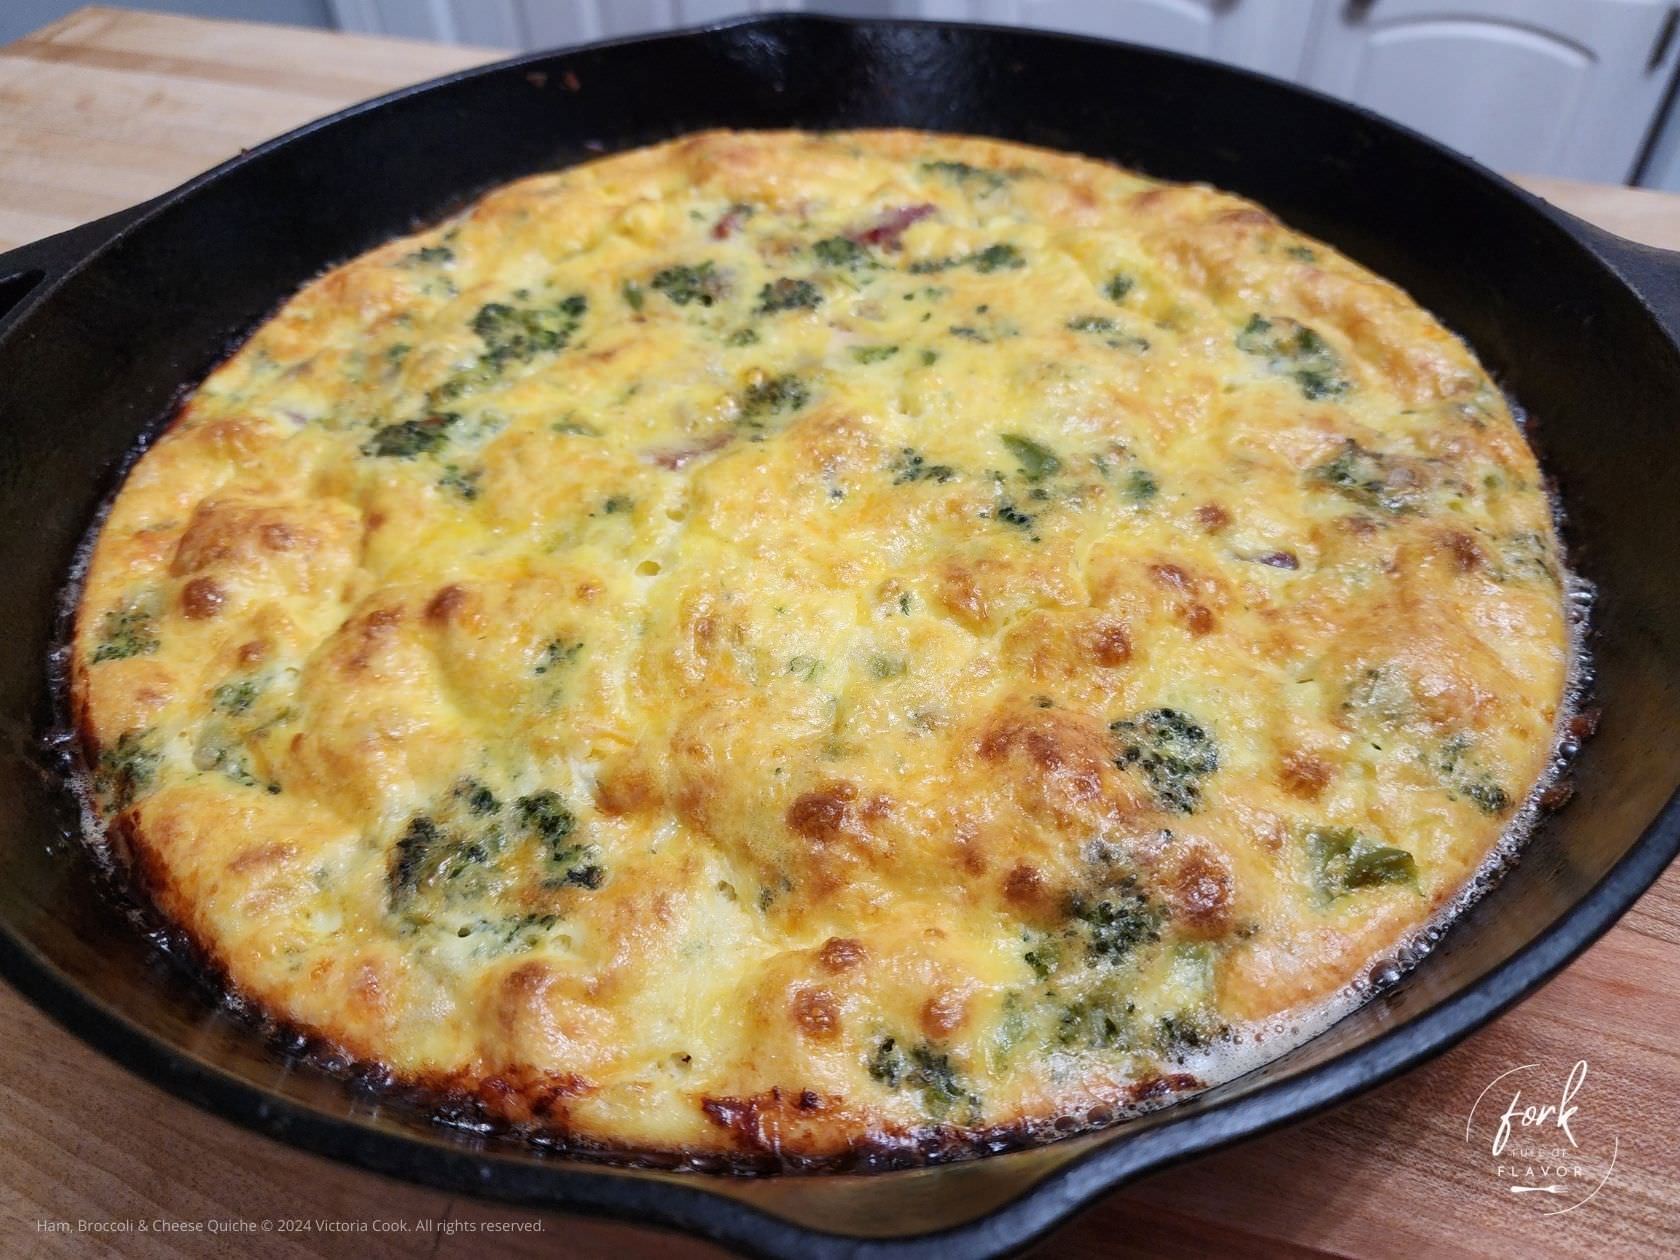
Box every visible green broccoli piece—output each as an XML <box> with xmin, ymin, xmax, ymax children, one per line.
<box><xmin>1000</xmin><ymin>433</ymin><xmax>1062</xmax><ymax>482</ymax></box>
<box><xmin>362</xmin><ymin>412</ymin><xmax>458</xmax><ymax>458</ymax></box>
<box><xmin>1067</xmin><ymin>315</ymin><xmax>1119</xmax><ymax>334</ymax></box>
<box><xmin>1103</xmin><ymin>273</ymin><xmax>1135</xmax><ymax>302</ymax></box>
<box><xmin>1237</xmin><ymin>313</ymin><xmax>1349</xmax><ymax>400</ymax></box>
<box><xmin>889</xmin><ymin>448</ymin><xmax>956</xmax><ymax>485</ymax></box>
<box><xmin>969</xmin><ymin>243</ymin><xmax>1024</xmax><ymax>273</ymax></box>
<box><xmin>471</xmin><ymin>293</ymin><xmax>587</xmax><ymax>370</ymax></box>
<box><xmin>866</xmin><ymin>1037</ymin><xmax>978</xmax><ymax>1121</ymax></box>
<box><xmin>1309</xmin><ymin>439</ymin><xmax>1423</xmax><ymax>514</ymax></box>
<box><xmin>403</xmin><ymin>244</ymin><xmax>453</xmax><ymax>266</ymax></box>
<box><xmin>1110</xmin><ymin>707</ymin><xmax>1219</xmax><ymax>814</ymax></box>
<box><xmin>91</xmin><ymin>600</ymin><xmax>159</xmax><ymax>664</ymax></box>
<box><xmin>755</xmin><ymin>277</ymin><xmax>822</xmax><ymax>313</ymax></box>
<box><xmin>812</xmin><ymin>237</ymin><xmax>876</xmax><ymax>270</ymax></box>
<box><xmin>739</xmin><ymin>373</ymin><xmax>810</xmax><ymax>423</ymax></box>
<box><xmin>1070</xmin><ymin>887</ymin><xmax>1164</xmax><ymax>965</ymax></box>
<box><xmin>651</xmin><ymin>262</ymin><xmax>725</xmax><ymax>307</ymax></box>
<box><xmin>210</xmin><ymin>677</ymin><xmax>263</xmax><ymax>716</ymax></box>
<box><xmin>454</xmin><ymin>778</ymin><xmax>501</xmax><ymax>817</ymax></box>
<box><xmin>1307</xmin><ymin>826</ymin><xmax>1417</xmax><ymax>900</ymax></box>
<box><xmin>920</xmin><ymin>159</ymin><xmax>1009</xmax><ymax>193</ymax></box>
<box><xmin>94</xmin><ymin>729</ymin><xmax>159</xmax><ymax>810</ymax></box>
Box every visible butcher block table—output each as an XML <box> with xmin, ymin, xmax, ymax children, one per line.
<box><xmin>2</xmin><ymin>8</ymin><xmax>1677</xmax><ymax>1258</ymax></box>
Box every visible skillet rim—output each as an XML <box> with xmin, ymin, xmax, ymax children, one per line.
<box><xmin>2</xmin><ymin>12</ymin><xmax>1678</xmax><ymax>1258</ymax></box>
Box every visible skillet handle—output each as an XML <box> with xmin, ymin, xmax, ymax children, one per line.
<box><xmin>1544</xmin><ymin>205</ymin><xmax>1680</xmax><ymax>346</ymax></box>
<box><xmin>0</xmin><ymin>200</ymin><xmax>157</xmax><ymax>340</ymax></box>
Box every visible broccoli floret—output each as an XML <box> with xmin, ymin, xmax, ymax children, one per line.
<box><xmin>1066</xmin><ymin>315</ymin><xmax>1118</xmax><ymax>334</ymax></box>
<box><xmin>651</xmin><ymin>262</ymin><xmax>725</xmax><ymax>307</ymax></box>
<box><xmin>514</xmin><ymin>789</ymin><xmax>602</xmax><ymax>888</ymax></box>
<box><xmin>438</xmin><ymin>464</ymin><xmax>481</xmax><ymax>499</ymax></box>
<box><xmin>387</xmin><ymin>815</ymin><xmax>445</xmax><ymax>904</ymax></box>
<box><xmin>866</xmin><ymin>1037</ymin><xmax>978</xmax><ymax>1121</ymax></box>
<box><xmin>91</xmin><ymin>599</ymin><xmax>159</xmax><ymax>664</ymax></box>
<box><xmin>361</xmin><ymin>412</ymin><xmax>458</xmax><ymax>458</ymax></box>
<box><xmin>94</xmin><ymin>729</ymin><xmax>159</xmax><ymax>811</ymax></box>
<box><xmin>920</xmin><ymin>159</ymin><xmax>1009</xmax><ymax>193</ymax></box>
<box><xmin>1023</xmin><ymin>933</ymin><xmax>1063</xmax><ymax>979</ymax></box>
<box><xmin>1110</xmin><ymin>707</ymin><xmax>1219</xmax><ymax>813</ymax></box>
<box><xmin>993</xmin><ymin>497</ymin><xmax>1037</xmax><ymax>538</ymax></box>
<box><xmin>454</xmin><ymin>778</ymin><xmax>501</xmax><ymax>817</ymax></box>
<box><xmin>515</xmin><ymin>789</ymin><xmax>575</xmax><ymax>847</ymax></box>
<box><xmin>889</xmin><ymin>448</ymin><xmax>956</xmax><ymax>485</ymax></box>
<box><xmin>1237</xmin><ymin>313</ymin><xmax>1349</xmax><ymax>400</ymax></box>
<box><xmin>739</xmin><ymin>373</ymin><xmax>810</xmax><ymax>423</ymax></box>
<box><xmin>210</xmin><ymin>676</ymin><xmax>263</xmax><ymax>716</ymax></box>
<box><xmin>1057</xmin><ymin>995</ymin><xmax>1135</xmax><ymax>1049</ymax></box>
<box><xmin>1103</xmin><ymin>273</ymin><xmax>1134</xmax><ymax>302</ymax></box>
<box><xmin>403</xmin><ymin>244</ymin><xmax>453</xmax><ymax>266</ymax></box>
<box><xmin>1000</xmin><ymin>433</ymin><xmax>1062</xmax><ymax>482</ymax></box>
<box><xmin>560</xmin><ymin>862</ymin><xmax>605</xmax><ymax>889</ymax></box>
<box><xmin>387</xmin><ymin>781</ymin><xmax>602</xmax><ymax>913</ymax></box>
<box><xmin>1463</xmin><ymin>780</ymin><xmax>1512</xmax><ymax>815</ymax></box>
<box><xmin>1070</xmin><ymin>887</ymin><xmax>1164</xmax><ymax>964</ymax></box>
<box><xmin>755</xmin><ymin>277</ymin><xmax>822</xmax><ymax>313</ymax></box>
<box><xmin>1066</xmin><ymin>314</ymin><xmax>1149</xmax><ymax>351</ymax></box>
<box><xmin>1435</xmin><ymin>734</ymin><xmax>1513</xmax><ymax>815</ymax></box>
<box><xmin>1309</xmin><ymin>439</ymin><xmax>1423</xmax><ymax>514</ymax></box>
<box><xmin>969</xmin><ymin>243</ymin><xmax>1024</xmax><ymax>273</ymax></box>
<box><xmin>471</xmin><ymin>293</ymin><xmax>587</xmax><ymax>370</ymax></box>
<box><xmin>812</xmin><ymin>237</ymin><xmax>876</xmax><ymax>270</ymax></box>
<box><xmin>1307</xmin><ymin>826</ymin><xmax>1417</xmax><ymax>900</ymax></box>
<box><xmin>1154</xmin><ymin>1009</ymin><xmax>1230</xmax><ymax>1059</ymax></box>
<box><xmin>868</xmin><ymin>1036</ymin><xmax>906</xmax><ymax>1087</ymax></box>
<box><xmin>910</xmin><ymin>243</ymin><xmax>1024</xmax><ymax>275</ymax></box>
<box><xmin>534</xmin><ymin>639</ymin><xmax>583</xmax><ymax>676</ymax></box>
<box><xmin>851</xmin><ymin>344</ymin><xmax>899</xmax><ymax>364</ymax></box>
<box><xmin>457</xmin><ymin>911</ymin><xmax>562</xmax><ymax>954</ymax></box>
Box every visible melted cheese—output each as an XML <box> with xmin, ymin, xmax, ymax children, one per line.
<box><xmin>73</xmin><ymin>130</ymin><xmax>1570</xmax><ymax>1161</ymax></box>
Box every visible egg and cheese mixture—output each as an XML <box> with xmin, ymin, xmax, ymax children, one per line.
<box><xmin>73</xmin><ymin>131</ymin><xmax>1570</xmax><ymax>1162</ymax></box>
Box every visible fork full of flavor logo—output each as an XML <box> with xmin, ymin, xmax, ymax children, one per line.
<box><xmin>1466</xmin><ymin>1060</ymin><xmax>1618</xmax><ymax>1215</ymax></box>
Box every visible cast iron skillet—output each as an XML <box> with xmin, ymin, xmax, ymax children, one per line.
<box><xmin>1</xmin><ymin>14</ymin><xmax>1677</xmax><ymax>1258</ymax></box>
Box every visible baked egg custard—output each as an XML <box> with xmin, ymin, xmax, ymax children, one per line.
<box><xmin>73</xmin><ymin>130</ymin><xmax>1571</xmax><ymax>1164</ymax></box>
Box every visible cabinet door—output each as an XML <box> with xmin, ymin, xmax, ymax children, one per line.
<box><xmin>917</xmin><ymin>0</ymin><xmax>1315</xmax><ymax>77</ymax></box>
<box><xmin>515</xmin><ymin>0</ymin><xmax>781</xmax><ymax>46</ymax></box>
<box><xmin>1300</xmin><ymin>0</ymin><xmax>1679</xmax><ymax>182</ymax></box>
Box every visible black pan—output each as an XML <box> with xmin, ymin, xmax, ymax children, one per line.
<box><xmin>1</xmin><ymin>14</ymin><xmax>1676</xmax><ymax>1258</ymax></box>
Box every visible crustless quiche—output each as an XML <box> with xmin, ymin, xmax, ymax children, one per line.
<box><xmin>72</xmin><ymin>131</ymin><xmax>1572</xmax><ymax>1164</ymax></box>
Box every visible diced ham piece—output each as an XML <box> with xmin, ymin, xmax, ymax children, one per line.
<box><xmin>646</xmin><ymin>431</ymin><xmax>733</xmax><ymax>469</ymax></box>
<box><xmin>712</xmin><ymin>204</ymin><xmax>750</xmax><ymax>240</ymax></box>
<box><xmin>854</xmin><ymin>203</ymin><xmax>936</xmax><ymax>251</ymax></box>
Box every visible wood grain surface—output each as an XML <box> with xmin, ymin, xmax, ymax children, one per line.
<box><xmin>1</xmin><ymin>9</ymin><xmax>1675</xmax><ymax>1258</ymax></box>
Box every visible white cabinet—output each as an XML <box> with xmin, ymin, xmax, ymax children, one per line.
<box><xmin>329</xmin><ymin>0</ymin><xmax>779</xmax><ymax>45</ymax></box>
<box><xmin>331</xmin><ymin>0</ymin><xmax>1680</xmax><ymax>183</ymax></box>
<box><xmin>916</xmin><ymin>0</ymin><xmax>1316</xmax><ymax>78</ymax></box>
<box><xmin>1300</xmin><ymin>0</ymin><xmax>1679</xmax><ymax>182</ymax></box>
<box><xmin>519</xmin><ymin>0</ymin><xmax>772</xmax><ymax>45</ymax></box>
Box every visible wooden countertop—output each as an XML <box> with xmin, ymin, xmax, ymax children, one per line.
<box><xmin>1</xmin><ymin>9</ymin><xmax>1675</xmax><ymax>1258</ymax></box>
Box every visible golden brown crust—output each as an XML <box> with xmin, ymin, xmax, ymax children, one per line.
<box><xmin>71</xmin><ymin>129</ymin><xmax>1570</xmax><ymax>1161</ymax></box>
